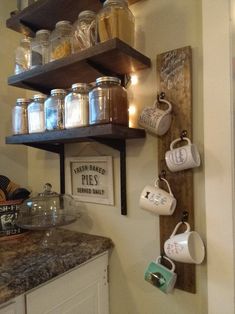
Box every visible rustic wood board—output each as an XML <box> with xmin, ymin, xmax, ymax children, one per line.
<box><xmin>156</xmin><ymin>46</ymin><xmax>195</xmax><ymax>293</ymax></box>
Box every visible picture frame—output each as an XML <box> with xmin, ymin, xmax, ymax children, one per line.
<box><xmin>66</xmin><ymin>156</ymin><xmax>114</xmax><ymax>205</ymax></box>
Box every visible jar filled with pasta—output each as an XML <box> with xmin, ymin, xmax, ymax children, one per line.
<box><xmin>72</xmin><ymin>10</ymin><xmax>96</xmax><ymax>52</ymax></box>
<box><xmin>96</xmin><ymin>0</ymin><xmax>135</xmax><ymax>47</ymax></box>
<box><xmin>49</xmin><ymin>21</ymin><xmax>73</xmax><ymax>61</ymax></box>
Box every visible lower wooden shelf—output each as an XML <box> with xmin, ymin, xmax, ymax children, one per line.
<box><xmin>5</xmin><ymin>124</ymin><xmax>146</xmax><ymax>215</ymax></box>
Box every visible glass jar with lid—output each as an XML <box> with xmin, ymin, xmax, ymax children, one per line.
<box><xmin>72</xmin><ymin>10</ymin><xmax>96</xmax><ymax>52</ymax></box>
<box><xmin>89</xmin><ymin>76</ymin><xmax>128</xmax><ymax>125</ymax></box>
<box><xmin>44</xmin><ymin>89</ymin><xmax>66</xmax><ymax>131</ymax></box>
<box><xmin>96</xmin><ymin>0</ymin><xmax>135</xmax><ymax>47</ymax></box>
<box><xmin>49</xmin><ymin>20</ymin><xmax>73</xmax><ymax>61</ymax></box>
<box><xmin>27</xmin><ymin>94</ymin><xmax>46</xmax><ymax>133</ymax></box>
<box><xmin>64</xmin><ymin>83</ymin><xmax>90</xmax><ymax>128</ymax></box>
<box><xmin>12</xmin><ymin>98</ymin><xmax>31</xmax><ymax>135</ymax></box>
<box><xmin>30</xmin><ymin>29</ymin><xmax>50</xmax><ymax>68</ymax></box>
<box><xmin>14</xmin><ymin>38</ymin><xmax>31</xmax><ymax>74</ymax></box>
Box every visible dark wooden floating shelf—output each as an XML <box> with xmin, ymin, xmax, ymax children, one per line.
<box><xmin>6</xmin><ymin>124</ymin><xmax>146</xmax><ymax>216</ymax></box>
<box><xmin>8</xmin><ymin>38</ymin><xmax>151</xmax><ymax>94</ymax></box>
<box><xmin>5</xmin><ymin>124</ymin><xmax>146</xmax><ymax>147</ymax></box>
<box><xmin>7</xmin><ymin>0</ymin><xmax>142</xmax><ymax>37</ymax></box>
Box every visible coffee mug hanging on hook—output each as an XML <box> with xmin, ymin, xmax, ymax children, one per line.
<box><xmin>138</xmin><ymin>93</ymin><xmax>172</xmax><ymax>136</ymax></box>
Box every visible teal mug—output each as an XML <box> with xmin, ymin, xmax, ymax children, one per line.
<box><xmin>144</xmin><ymin>256</ymin><xmax>177</xmax><ymax>293</ymax></box>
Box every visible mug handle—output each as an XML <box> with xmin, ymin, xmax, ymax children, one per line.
<box><xmin>170</xmin><ymin>137</ymin><xmax>191</xmax><ymax>151</ymax></box>
<box><xmin>170</xmin><ymin>221</ymin><xmax>191</xmax><ymax>238</ymax></box>
<box><xmin>155</xmin><ymin>177</ymin><xmax>174</xmax><ymax>196</ymax></box>
<box><xmin>156</xmin><ymin>255</ymin><xmax>176</xmax><ymax>272</ymax></box>
<box><xmin>153</xmin><ymin>96</ymin><xmax>172</xmax><ymax>114</ymax></box>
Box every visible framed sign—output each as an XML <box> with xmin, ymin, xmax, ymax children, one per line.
<box><xmin>66</xmin><ymin>156</ymin><xmax>114</xmax><ymax>205</ymax></box>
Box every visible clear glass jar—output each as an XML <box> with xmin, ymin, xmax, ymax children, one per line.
<box><xmin>72</xmin><ymin>10</ymin><xmax>96</xmax><ymax>52</ymax></box>
<box><xmin>30</xmin><ymin>29</ymin><xmax>50</xmax><ymax>68</ymax></box>
<box><xmin>14</xmin><ymin>38</ymin><xmax>31</xmax><ymax>74</ymax></box>
<box><xmin>96</xmin><ymin>0</ymin><xmax>135</xmax><ymax>47</ymax></box>
<box><xmin>64</xmin><ymin>83</ymin><xmax>90</xmax><ymax>128</ymax></box>
<box><xmin>49</xmin><ymin>21</ymin><xmax>73</xmax><ymax>61</ymax></box>
<box><xmin>28</xmin><ymin>94</ymin><xmax>46</xmax><ymax>133</ymax></box>
<box><xmin>12</xmin><ymin>98</ymin><xmax>31</xmax><ymax>135</ymax></box>
<box><xmin>89</xmin><ymin>76</ymin><xmax>128</xmax><ymax>125</ymax></box>
<box><xmin>44</xmin><ymin>89</ymin><xmax>66</xmax><ymax>131</ymax></box>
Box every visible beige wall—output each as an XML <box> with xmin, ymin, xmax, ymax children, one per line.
<box><xmin>0</xmin><ymin>1</ymin><xmax>28</xmax><ymax>187</ymax></box>
<box><xmin>202</xmin><ymin>1</ymin><xmax>235</xmax><ymax>313</ymax></box>
<box><xmin>3</xmin><ymin>0</ymin><xmax>235</xmax><ymax>313</ymax></box>
<box><xmin>65</xmin><ymin>1</ymin><xmax>207</xmax><ymax>313</ymax></box>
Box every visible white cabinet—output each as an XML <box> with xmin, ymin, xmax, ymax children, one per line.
<box><xmin>26</xmin><ymin>252</ymin><xmax>109</xmax><ymax>314</ymax></box>
<box><xmin>0</xmin><ymin>252</ymin><xmax>109</xmax><ymax>314</ymax></box>
<box><xmin>0</xmin><ymin>296</ymin><xmax>25</xmax><ymax>314</ymax></box>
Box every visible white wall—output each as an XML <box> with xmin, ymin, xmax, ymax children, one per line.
<box><xmin>65</xmin><ymin>1</ymin><xmax>207</xmax><ymax>313</ymax></box>
<box><xmin>202</xmin><ymin>1</ymin><xmax>235</xmax><ymax>313</ymax></box>
<box><xmin>0</xmin><ymin>1</ymin><xmax>28</xmax><ymax>187</ymax></box>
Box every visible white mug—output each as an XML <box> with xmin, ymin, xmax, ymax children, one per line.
<box><xmin>165</xmin><ymin>137</ymin><xmax>201</xmax><ymax>172</ymax></box>
<box><xmin>138</xmin><ymin>95</ymin><xmax>172</xmax><ymax>136</ymax></box>
<box><xmin>139</xmin><ymin>178</ymin><xmax>176</xmax><ymax>215</ymax></box>
<box><xmin>164</xmin><ymin>221</ymin><xmax>205</xmax><ymax>264</ymax></box>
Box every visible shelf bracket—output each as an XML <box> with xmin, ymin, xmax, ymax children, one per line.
<box><xmin>94</xmin><ymin>138</ymin><xmax>127</xmax><ymax>215</ymax></box>
<box><xmin>24</xmin><ymin>142</ymin><xmax>65</xmax><ymax>195</ymax></box>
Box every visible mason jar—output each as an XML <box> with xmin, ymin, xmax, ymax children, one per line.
<box><xmin>14</xmin><ymin>38</ymin><xmax>31</xmax><ymax>74</ymax></box>
<box><xmin>89</xmin><ymin>76</ymin><xmax>128</xmax><ymax>125</ymax></box>
<box><xmin>44</xmin><ymin>89</ymin><xmax>66</xmax><ymax>130</ymax></box>
<box><xmin>49</xmin><ymin>21</ymin><xmax>73</xmax><ymax>61</ymax></box>
<box><xmin>27</xmin><ymin>94</ymin><xmax>46</xmax><ymax>133</ymax></box>
<box><xmin>96</xmin><ymin>0</ymin><xmax>135</xmax><ymax>47</ymax></box>
<box><xmin>64</xmin><ymin>83</ymin><xmax>90</xmax><ymax>128</ymax></box>
<box><xmin>30</xmin><ymin>29</ymin><xmax>50</xmax><ymax>68</ymax></box>
<box><xmin>12</xmin><ymin>98</ymin><xmax>31</xmax><ymax>134</ymax></box>
<box><xmin>72</xmin><ymin>10</ymin><xmax>96</xmax><ymax>52</ymax></box>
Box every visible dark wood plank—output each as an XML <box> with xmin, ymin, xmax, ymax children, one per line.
<box><xmin>5</xmin><ymin>124</ymin><xmax>146</xmax><ymax>146</ymax></box>
<box><xmin>8</xmin><ymin>38</ymin><xmax>151</xmax><ymax>94</ymax></box>
<box><xmin>157</xmin><ymin>46</ymin><xmax>195</xmax><ymax>293</ymax></box>
<box><xmin>7</xmin><ymin>0</ymin><xmax>142</xmax><ymax>36</ymax></box>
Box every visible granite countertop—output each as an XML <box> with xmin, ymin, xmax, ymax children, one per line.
<box><xmin>0</xmin><ymin>229</ymin><xmax>113</xmax><ymax>305</ymax></box>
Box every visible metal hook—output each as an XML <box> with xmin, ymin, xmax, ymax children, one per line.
<box><xmin>158</xmin><ymin>170</ymin><xmax>166</xmax><ymax>181</ymax></box>
<box><xmin>181</xmin><ymin>210</ymin><xmax>189</xmax><ymax>223</ymax></box>
<box><xmin>180</xmin><ymin>130</ymin><xmax>187</xmax><ymax>141</ymax></box>
<box><xmin>157</xmin><ymin>92</ymin><xmax>165</xmax><ymax>102</ymax></box>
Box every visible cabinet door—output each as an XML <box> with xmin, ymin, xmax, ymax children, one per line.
<box><xmin>0</xmin><ymin>296</ymin><xmax>25</xmax><ymax>314</ymax></box>
<box><xmin>26</xmin><ymin>252</ymin><xmax>109</xmax><ymax>314</ymax></box>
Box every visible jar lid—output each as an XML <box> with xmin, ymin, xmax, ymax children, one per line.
<box><xmin>33</xmin><ymin>94</ymin><xmax>46</xmax><ymax>100</ymax></box>
<box><xmin>71</xmin><ymin>83</ymin><xmax>90</xmax><ymax>90</ymax></box>
<box><xmin>96</xmin><ymin>76</ymin><xmax>121</xmax><ymax>85</ymax></box>
<box><xmin>55</xmin><ymin>20</ymin><xmax>72</xmax><ymax>27</ymax></box>
<box><xmin>51</xmin><ymin>89</ymin><xmax>67</xmax><ymax>95</ymax></box>
<box><xmin>16</xmin><ymin>98</ymin><xmax>31</xmax><ymax>103</ymax></box>
<box><xmin>36</xmin><ymin>29</ymin><xmax>50</xmax><ymax>35</ymax></box>
<box><xmin>103</xmin><ymin>0</ymin><xmax>128</xmax><ymax>7</ymax></box>
<box><xmin>78</xmin><ymin>10</ymin><xmax>96</xmax><ymax>19</ymax></box>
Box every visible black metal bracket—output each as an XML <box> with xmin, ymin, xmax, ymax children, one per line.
<box><xmin>94</xmin><ymin>138</ymin><xmax>127</xmax><ymax>215</ymax></box>
<box><xmin>25</xmin><ymin>138</ymin><xmax>127</xmax><ymax>215</ymax></box>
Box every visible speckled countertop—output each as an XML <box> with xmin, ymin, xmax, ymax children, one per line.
<box><xmin>0</xmin><ymin>229</ymin><xmax>113</xmax><ymax>305</ymax></box>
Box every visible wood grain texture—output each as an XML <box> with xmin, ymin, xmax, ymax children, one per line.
<box><xmin>7</xmin><ymin>0</ymin><xmax>142</xmax><ymax>36</ymax></box>
<box><xmin>156</xmin><ymin>46</ymin><xmax>195</xmax><ymax>293</ymax></box>
<box><xmin>8</xmin><ymin>38</ymin><xmax>151</xmax><ymax>94</ymax></box>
